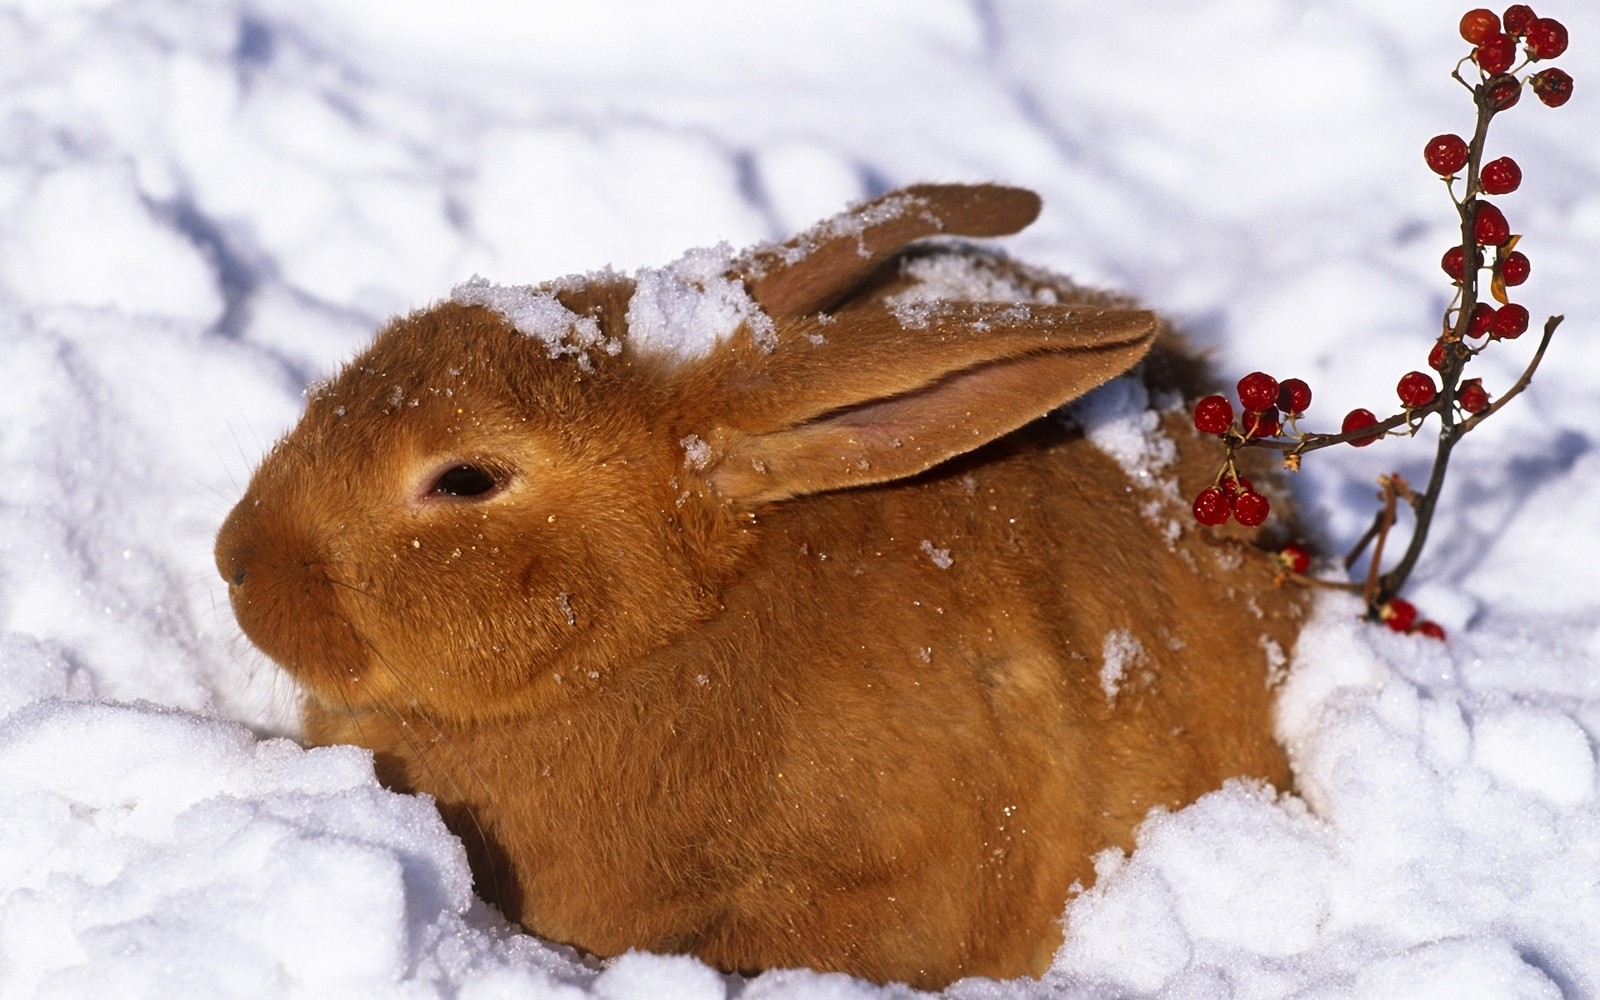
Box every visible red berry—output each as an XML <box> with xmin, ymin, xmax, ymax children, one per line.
<box><xmin>1460</xmin><ymin>8</ymin><xmax>1502</xmax><ymax>44</ymax></box>
<box><xmin>1342</xmin><ymin>408</ymin><xmax>1381</xmax><ymax>447</ymax></box>
<box><xmin>1242</xmin><ymin>408</ymin><xmax>1280</xmax><ymax>439</ymax></box>
<box><xmin>1466</xmin><ymin>301</ymin><xmax>1496</xmax><ymax>338</ymax></box>
<box><xmin>1475</xmin><ymin>33</ymin><xmax>1519</xmax><ymax>74</ymax></box>
<box><xmin>1441</xmin><ymin>245</ymin><xmax>1470</xmax><ymax>281</ymax></box>
<box><xmin>1484</xmin><ymin>74</ymin><xmax>1524</xmax><ymax>112</ymax></box>
<box><xmin>1531</xmin><ymin>68</ymin><xmax>1574</xmax><ymax>108</ymax></box>
<box><xmin>1499</xmin><ymin>250</ymin><xmax>1530</xmax><ymax>286</ymax></box>
<box><xmin>1423</xmin><ymin>133</ymin><xmax>1470</xmax><ymax>175</ymax></box>
<box><xmin>1460</xmin><ymin>378</ymin><xmax>1491</xmax><ymax>414</ymax></box>
<box><xmin>1232</xmin><ymin>491</ymin><xmax>1270</xmax><ymax>528</ymax></box>
<box><xmin>1416</xmin><ymin>620</ymin><xmax>1448</xmax><ymax>641</ymax></box>
<box><xmin>1276</xmin><ymin>377</ymin><xmax>1312</xmax><ymax>416</ymax></box>
<box><xmin>1278</xmin><ymin>542</ymin><xmax>1312</xmax><ymax>575</ymax></box>
<box><xmin>1193</xmin><ymin>394</ymin><xmax>1234</xmax><ymax>435</ymax></box>
<box><xmin>1193</xmin><ymin>487</ymin><xmax>1231</xmax><ymax>526</ymax></box>
<box><xmin>1397</xmin><ymin>371</ymin><xmax>1438</xmax><ymax>408</ymax></box>
<box><xmin>1503</xmin><ymin>4</ymin><xmax>1536</xmax><ymax>36</ymax></box>
<box><xmin>1428</xmin><ymin>340</ymin><xmax>1447</xmax><ymax>371</ymax></box>
<box><xmin>1472</xmin><ymin>201</ymin><xmax>1511</xmax><ymax>246</ymax></box>
<box><xmin>1219</xmin><ymin>476</ymin><xmax>1254</xmax><ymax>497</ymax></box>
<box><xmin>1480</xmin><ymin>156</ymin><xmax>1522</xmax><ymax>195</ymax></box>
<box><xmin>1382</xmin><ymin>598</ymin><xmax>1419</xmax><ymax>633</ymax></box>
<box><xmin>1236</xmin><ymin>371</ymin><xmax>1279</xmax><ymax>412</ymax></box>
<box><xmin>1492</xmin><ymin>302</ymin><xmax>1530</xmax><ymax>339</ymax></box>
<box><xmin>1526</xmin><ymin>17</ymin><xmax>1568</xmax><ymax>59</ymax></box>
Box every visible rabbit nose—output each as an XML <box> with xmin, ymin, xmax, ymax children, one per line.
<box><xmin>214</xmin><ymin>506</ymin><xmax>253</xmax><ymax>588</ymax></box>
<box><xmin>215</xmin><ymin>544</ymin><xmax>248</xmax><ymax>587</ymax></box>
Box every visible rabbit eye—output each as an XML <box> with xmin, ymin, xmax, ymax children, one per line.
<box><xmin>429</xmin><ymin>464</ymin><xmax>500</xmax><ymax>498</ymax></box>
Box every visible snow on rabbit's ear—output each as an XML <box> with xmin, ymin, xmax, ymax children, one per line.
<box><xmin>706</xmin><ymin>301</ymin><xmax>1158</xmax><ymax>505</ymax></box>
<box><xmin>622</xmin><ymin>184</ymin><xmax>1041</xmax><ymax>361</ymax></box>
<box><xmin>742</xmin><ymin>182</ymin><xmax>1043</xmax><ymax>321</ymax></box>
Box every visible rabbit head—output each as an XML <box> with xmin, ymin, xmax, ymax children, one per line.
<box><xmin>215</xmin><ymin>184</ymin><xmax>1156</xmax><ymax>727</ymax></box>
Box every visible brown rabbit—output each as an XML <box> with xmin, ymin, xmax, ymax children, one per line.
<box><xmin>215</xmin><ymin>184</ymin><xmax>1303</xmax><ymax>989</ymax></box>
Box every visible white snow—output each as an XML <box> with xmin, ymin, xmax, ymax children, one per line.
<box><xmin>1068</xmin><ymin>373</ymin><xmax>1180</xmax><ymax>491</ymax></box>
<box><xmin>889</xmin><ymin>252</ymin><xmax>1062</xmax><ymax>308</ymax></box>
<box><xmin>1099</xmin><ymin>629</ymin><xmax>1148</xmax><ymax>706</ymax></box>
<box><xmin>628</xmin><ymin>243</ymin><xmax>778</xmax><ymax>358</ymax></box>
<box><xmin>452</xmin><ymin>273</ymin><xmax>621</xmax><ymax>368</ymax></box>
<box><xmin>919</xmin><ymin>539</ymin><xmax>955</xmax><ymax>570</ymax></box>
<box><xmin>4</xmin><ymin>1</ymin><xmax>1600</xmax><ymax>998</ymax></box>
<box><xmin>680</xmin><ymin>434</ymin><xmax>713</xmax><ymax>472</ymax></box>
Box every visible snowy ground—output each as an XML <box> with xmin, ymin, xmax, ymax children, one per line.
<box><xmin>2</xmin><ymin>1</ymin><xmax>1599</xmax><ymax>997</ymax></box>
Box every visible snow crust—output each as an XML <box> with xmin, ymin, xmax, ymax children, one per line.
<box><xmin>4</xmin><ymin>1</ymin><xmax>1600</xmax><ymax>998</ymax></box>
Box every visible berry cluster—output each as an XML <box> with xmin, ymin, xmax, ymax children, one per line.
<box><xmin>1459</xmin><ymin>6</ymin><xmax>1572</xmax><ymax>105</ymax></box>
<box><xmin>1190</xmin><ymin>371</ymin><xmax>1319</xmax><ymax>527</ymax></box>
<box><xmin>1428</xmin><ymin>9</ymin><xmax>1569</xmax><ymax>363</ymax></box>
<box><xmin>1192</xmin><ymin>372</ymin><xmax>1311</xmax><ymax>441</ymax></box>
<box><xmin>1188</xmin><ymin>7</ymin><xmax>1570</xmax><ymax>636</ymax></box>
<box><xmin>1192</xmin><ymin>472</ymin><xmax>1270</xmax><ymax>528</ymax></box>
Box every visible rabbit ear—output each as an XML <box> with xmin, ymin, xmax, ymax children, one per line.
<box><xmin>706</xmin><ymin>302</ymin><xmax>1157</xmax><ymax>505</ymax></box>
<box><xmin>743</xmin><ymin>184</ymin><xmax>1042</xmax><ymax>320</ymax></box>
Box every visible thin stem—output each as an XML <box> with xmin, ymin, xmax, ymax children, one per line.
<box><xmin>1361</xmin><ymin>482</ymin><xmax>1399</xmax><ymax>608</ymax></box>
<box><xmin>1374</xmin><ymin>429</ymin><xmax>1461</xmax><ymax>602</ymax></box>
<box><xmin>1461</xmin><ymin>315</ymin><xmax>1561</xmax><ymax>432</ymax></box>
<box><xmin>1343</xmin><ymin>513</ymin><xmax>1383</xmax><ymax>571</ymax></box>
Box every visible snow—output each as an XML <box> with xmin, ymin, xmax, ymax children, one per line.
<box><xmin>885</xmin><ymin>254</ymin><xmax>1055</xmax><ymax>332</ymax></box>
<box><xmin>452</xmin><ymin>274</ymin><xmax>621</xmax><ymax>368</ymax></box>
<box><xmin>1099</xmin><ymin>630</ymin><xmax>1148</xmax><ymax>706</ymax></box>
<box><xmin>3</xmin><ymin>1</ymin><xmax>1600</xmax><ymax>998</ymax></box>
<box><xmin>681</xmin><ymin>434</ymin><xmax>714</xmax><ymax>472</ymax></box>
<box><xmin>1068</xmin><ymin>373</ymin><xmax>1180</xmax><ymax>492</ymax></box>
<box><xmin>628</xmin><ymin>243</ymin><xmax>778</xmax><ymax>358</ymax></box>
<box><xmin>920</xmin><ymin>539</ymin><xmax>955</xmax><ymax>570</ymax></box>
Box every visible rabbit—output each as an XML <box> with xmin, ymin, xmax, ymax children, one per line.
<box><xmin>215</xmin><ymin>183</ymin><xmax>1305</xmax><ymax>989</ymax></box>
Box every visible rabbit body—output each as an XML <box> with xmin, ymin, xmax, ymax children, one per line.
<box><xmin>216</xmin><ymin>185</ymin><xmax>1302</xmax><ymax>988</ymax></box>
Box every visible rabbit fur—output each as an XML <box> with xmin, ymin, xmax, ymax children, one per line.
<box><xmin>215</xmin><ymin>184</ymin><xmax>1304</xmax><ymax>989</ymax></box>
